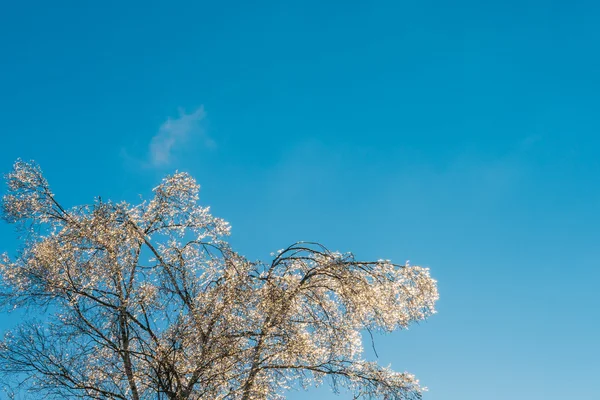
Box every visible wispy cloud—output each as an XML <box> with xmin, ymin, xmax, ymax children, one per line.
<box><xmin>148</xmin><ymin>106</ymin><xmax>212</xmax><ymax>166</ymax></box>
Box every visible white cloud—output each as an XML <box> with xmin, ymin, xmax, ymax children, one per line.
<box><xmin>149</xmin><ymin>106</ymin><xmax>210</xmax><ymax>166</ymax></box>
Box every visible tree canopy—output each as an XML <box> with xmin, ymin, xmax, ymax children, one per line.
<box><xmin>0</xmin><ymin>160</ymin><xmax>438</xmax><ymax>399</ymax></box>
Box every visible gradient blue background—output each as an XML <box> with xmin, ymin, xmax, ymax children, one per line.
<box><xmin>1</xmin><ymin>1</ymin><xmax>599</xmax><ymax>399</ymax></box>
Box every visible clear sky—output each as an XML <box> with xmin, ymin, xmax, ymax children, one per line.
<box><xmin>1</xmin><ymin>1</ymin><xmax>599</xmax><ymax>399</ymax></box>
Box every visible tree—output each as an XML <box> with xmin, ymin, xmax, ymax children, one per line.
<box><xmin>0</xmin><ymin>160</ymin><xmax>438</xmax><ymax>400</ymax></box>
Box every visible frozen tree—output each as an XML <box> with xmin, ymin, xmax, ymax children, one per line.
<box><xmin>0</xmin><ymin>160</ymin><xmax>438</xmax><ymax>400</ymax></box>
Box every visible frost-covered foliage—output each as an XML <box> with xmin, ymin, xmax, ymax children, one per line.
<box><xmin>0</xmin><ymin>160</ymin><xmax>438</xmax><ymax>400</ymax></box>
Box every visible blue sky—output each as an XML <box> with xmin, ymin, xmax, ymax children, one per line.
<box><xmin>1</xmin><ymin>0</ymin><xmax>599</xmax><ymax>399</ymax></box>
